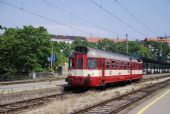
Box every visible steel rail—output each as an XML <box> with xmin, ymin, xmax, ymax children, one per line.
<box><xmin>72</xmin><ymin>79</ymin><xmax>170</xmax><ymax>114</ymax></box>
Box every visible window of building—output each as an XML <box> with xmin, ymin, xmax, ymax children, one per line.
<box><xmin>88</xmin><ymin>58</ymin><xmax>98</xmax><ymax>69</ymax></box>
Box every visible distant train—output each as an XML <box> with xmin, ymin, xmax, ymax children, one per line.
<box><xmin>65</xmin><ymin>46</ymin><xmax>170</xmax><ymax>87</ymax></box>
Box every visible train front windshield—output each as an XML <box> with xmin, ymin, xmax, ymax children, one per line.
<box><xmin>76</xmin><ymin>58</ymin><xmax>83</xmax><ymax>69</ymax></box>
<box><xmin>68</xmin><ymin>58</ymin><xmax>84</xmax><ymax>69</ymax></box>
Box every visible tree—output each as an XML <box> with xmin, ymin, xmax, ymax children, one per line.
<box><xmin>143</xmin><ymin>41</ymin><xmax>170</xmax><ymax>61</ymax></box>
<box><xmin>71</xmin><ymin>38</ymin><xmax>88</xmax><ymax>48</ymax></box>
<box><xmin>115</xmin><ymin>41</ymin><xmax>154</xmax><ymax>59</ymax></box>
<box><xmin>0</xmin><ymin>25</ymin><xmax>51</xmax><ymax>73</ymax></box>
<box><xmin>97</xmin><ymin>38</ymin><xmax>116</xmax><ymax>52</ymax></box>
<box><xmin>137</xmin><ymin>45</ymin><xmax>154</xmax><ymax>59</ymax></box>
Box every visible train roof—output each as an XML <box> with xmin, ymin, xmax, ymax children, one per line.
<box><xmin>70</xmin><ymin>46</ymin><xmax>142</xmax><ymax>63</ymax></box>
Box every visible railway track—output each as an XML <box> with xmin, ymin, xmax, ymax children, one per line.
<box><xmin>72</xmin><ymin>79</ymin><xmax>170</xmax><ymax>114</ymax></box>
<box><xmin>0</xmin><ymin>91</ymin><xmax>80</xmax><ymax>114</ymax></box>
<box><xmin>0</xmin><ymin>75</ymin><xmax>170</xmax><ymax>114</ymax></box>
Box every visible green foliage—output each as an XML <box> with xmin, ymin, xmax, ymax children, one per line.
<box><xmin>71</xmin><ymin>38</ymin><xmax>88</xmax><ymax>48</ymax></box>
<box><xmin>97</xmin><ymin>38</ymin><xmax>116</xmax><ymax>52</ymax></box>
<box><xmin>143</xmin><ymin>41</ymin><xmax>170</xmax><ymax>61</ymax></box>
<box><xmin>0</xmin><ymin>25</ymin><xmax>51</xmax><ymax>73</ymax></box>
<box><xmin>87</xmin><ymin>42</ymin><xmax>98</xmax><ymax>48</ymax></box>
<box><xmin>137</xmin><ymin>45</ymin><xmax>154</xmax><ymax>59</ymax></box>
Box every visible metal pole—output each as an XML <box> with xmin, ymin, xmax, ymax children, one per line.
<box><xmin>160</xmin><ymin>38</ymin><xmax>163</xmax><ymax>56</ymax></box>
<box><xmin>126</xmin><ymin>33</ymin><xmax>128</xmax><ymax>54</ymax></box>
<box><xmin>160</xmin><ymin>33</ymin><xmax>166</xmax><ymax>57</ymax></box>
<box><xmin>50</xmin><ymin>42</ymin><xmax>53</xmax><ymax>69</ymax></box>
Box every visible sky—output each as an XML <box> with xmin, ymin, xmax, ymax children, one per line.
<box><xmin>0</xmin><ymin>0</ymin><xmax>170</xmax><ymax>40</ymax></box>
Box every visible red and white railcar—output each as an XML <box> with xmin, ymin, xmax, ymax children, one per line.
<box><xmin>65</xmin><ymin>46</ymin><xmax>143</xmax><ymax>87</ymax></box>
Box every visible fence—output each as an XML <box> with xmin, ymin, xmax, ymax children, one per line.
<box><xmin>0</xmin><ymin>73</ymin><xmax>30</xmax><ymax>81</ymax></box>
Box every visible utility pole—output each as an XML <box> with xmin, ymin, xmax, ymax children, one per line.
<box><xmin>126</xmin><ymin>33</ymin><xmax>128</xmax><ymax>54</ymax></box>
<box><xmin>159</xmin><ymin>33</ymin><xmax>166</xmax><ymax>57</ymax></box>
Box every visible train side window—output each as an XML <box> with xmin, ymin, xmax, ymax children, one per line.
<box><xmin>106</xmin><ymin>60</ymin><xmax>110</xmax><ymax>69</ymax></box>
<box><xmin>124</xmin><ymin>63</ymin><xmax>127</xmax><ymax>70</ymax></box>
<box><xmin>116</xmin><ymin>62</ymin><xmax>119</xmax><ymax>69</ymax></box>
<box><xmin>101</xmin><ymin>59</ymin><xmax>105</xmax><ymax>69</ymax></box>
<box><xmin>112</xmin><ymin>60</ymin><xmax>115</xmax><ymax>69</ymax></box>
<box><xmin>127</xmin><ymin>63</ymin><xmax>130</xmax><ymax>69</ymax></box>
<box><xmin>88</xmin><ymin>58</ymin><xmax>98</xmax><ymax>69</ymax></box>
<box><xmin>69</xmin><ymin>58</ymin><xmax>74</xmax><ymax>68</ymax></box>
<box><xmin>121</xmin><ymin>62</ymin><xmax>124</xmax><ymax>69</ymax></box>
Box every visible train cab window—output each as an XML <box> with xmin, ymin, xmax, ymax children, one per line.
<box><xmin>69</xmin><ymin>58</ymin><xmax>74</xmax><ymax>68</ymax></box>
<box><xmin>77</xmin><ymin>58</ymin><xmax>83</xmax><ymax>69</ymax></box>
<box><xmin>106</xmin><ymin>60</ymin><xmax>110</xmax><ymax>69</ymax></box>
<box><xmin>88</xmin><ymin>58</ymin><xmax>98</xmax><ymax>69</ymax></box>
<box><xmin>112</xmin><ymin>61</ymin><xmax>115</xmax><ymax>69</ymax></box>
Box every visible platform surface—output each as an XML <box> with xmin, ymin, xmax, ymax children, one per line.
<box><xmin>126</xmin><ymin>86</ymin><xmax>170</xmax><ymax>114</ymax></box>
<box><xmin>0</xmin><ymin>79</ymin><xmax>66</xmax><ymax>94</ymax></box>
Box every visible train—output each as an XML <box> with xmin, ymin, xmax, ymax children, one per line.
<box><xmin>65</xmin><ymin>46</ymin><xmax>170</xmax><ymax>87</ymax></box>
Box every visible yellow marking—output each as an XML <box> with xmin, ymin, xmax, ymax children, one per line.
<box><xmin>137</xmin><ymin>89</ymin><xmax>170</xmax><ymax>114</ymax></box>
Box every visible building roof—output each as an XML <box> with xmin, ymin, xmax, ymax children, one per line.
<box><xmin>51</xmin><ymin>35</ymin><xmax>127</xmax><ymax>43</ymax></box>
<box><xmin>85</xmin><ymin>37</ymin><xmax>126</xmax><ymax>43</ymax></box>
<box><xmin>145</xmin><ymin>37</ymin><xmax>170</xmax><ymax>45</ymax></box>
<box><xmin>85</xmin><ymin>37</ymin><xmax>102</xmax><ymax>43</ymax></box>
<box><xmin>111</xmin><ymin>38</ymin><xmax>126</xmax><ymax>43</ymax></box>
<box><xmin>51</xmin><ymin>35</ymin><xmax>86</xmax><ymax>41</ymax></box>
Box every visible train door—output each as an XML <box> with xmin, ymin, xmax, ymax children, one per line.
<box><xmin>130</xmin><ymin>62</ymin><xmax>133</xmax><ymax>79</ymax></box>
<box><xmin>75</xmin><ymin>54</ymin><xmax>86</xmax><ymax>76</ymax></box>
<box><xmin>101</xmin><ymin>59</ymin><xmax>105</xmax><ymax>85</ymax></box>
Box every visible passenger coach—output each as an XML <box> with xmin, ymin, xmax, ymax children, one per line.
<box><xmin>65</xmin><ymin>46</ymin><xmax>143</xmax><ymax>87</ymax></box>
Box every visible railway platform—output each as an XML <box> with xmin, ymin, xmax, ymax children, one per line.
<box><xmin>126</xmin><ymin>86</ymin><xmax>170</xmax><ymax>114</ymax></box>
<box><xmin>0</xmin><ymin>79</ymin><xmax>66</xmax><ymax>94</ymax></box>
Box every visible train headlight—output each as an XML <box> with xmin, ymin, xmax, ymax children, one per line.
<box><xmin>88</xmin><ymin>74</ymin><xmax>91</xmax><ymax>77</ymax></box>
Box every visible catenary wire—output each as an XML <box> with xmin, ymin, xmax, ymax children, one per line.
<box><xmin>91</xmin><ymin>0</ymin><xmax>147</xmax><ymax>37</ymax></box>
<box><xmin>0</xmin><ymin>1</ymin><xmax>100</xmax><ymax>37</ymax></box>
<box><xmin>42</xmin><ymin>0</ymin><xmax>114</xmax><ymax>36</ymax></box>
<box><xmin>114</xmin><ymin>0</ymin><xmax>158</xmax><ymax>36</ymax></box>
